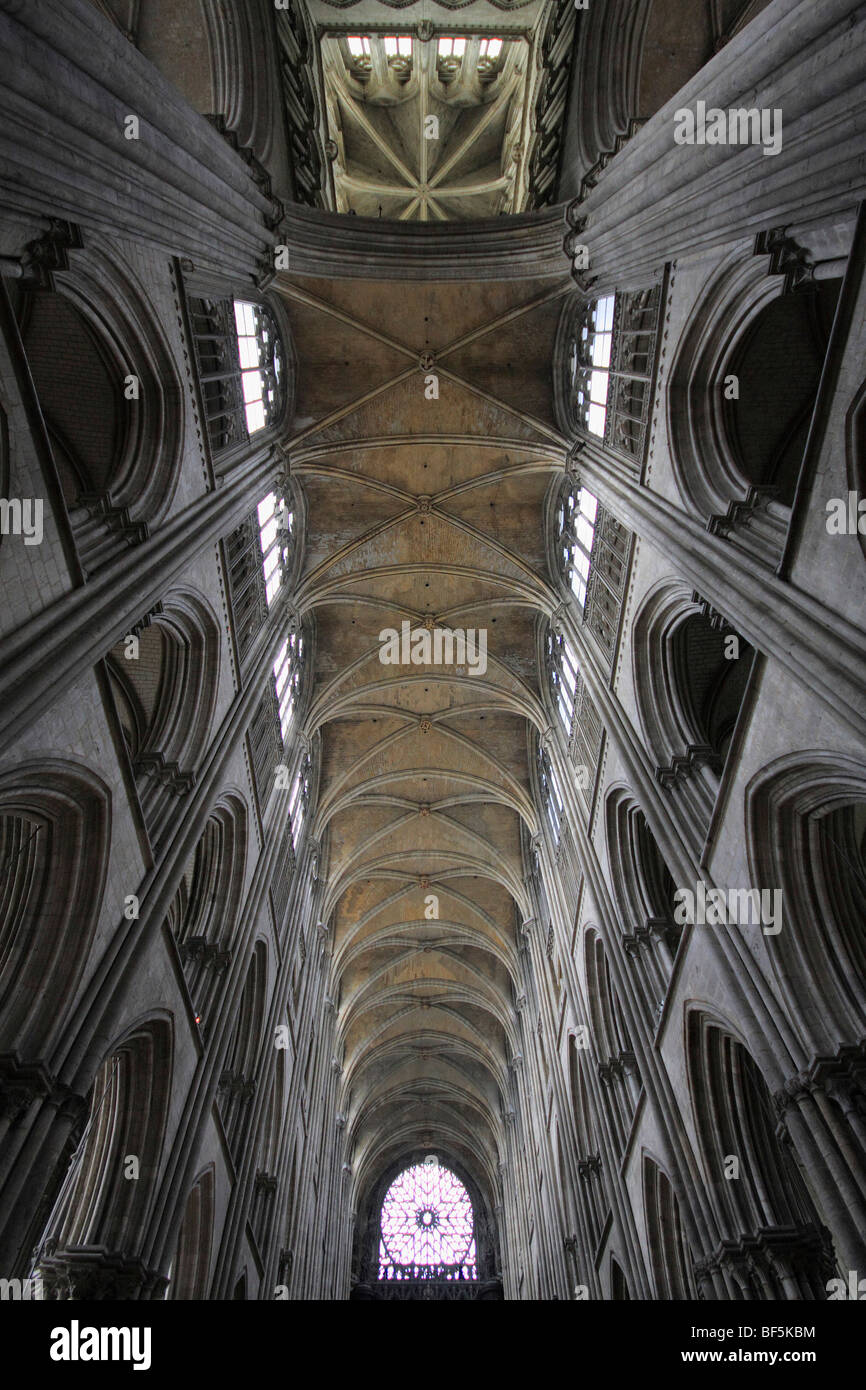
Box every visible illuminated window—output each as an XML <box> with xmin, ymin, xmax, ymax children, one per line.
<box><xmin>257</xmin><ymin>491</ymin><xmax>293</xmax><ymax>609</ymax></box>
<box><xmin>233</xmin><ymin>301</ymin><xmax>286</xmax><ymax>437</ymax></box>
<box><xmin>547</xmin><ymin>627</ymin><xmax>579</xmax><ymax>737</ymax></box>
<box><xmin>346</xmin><ymin>35</ymin><xmax>370</xmax><ymax>57</ymax></box>
<box><xmin>571</xmin><ymin>294</ymin><xmax>614</xmax><ymax>439</ymax></box>
<box><xmin>287</xmin><ymin>751</ymin><xmax>311</xmax><ymax>848</ymax></box>
<box><xmin>437</xmin><ymin>36</ymin><xmax>467</xmax><ymax>58</ymax></box>
<box><xmin>478</xmin><ymin>37</ymin><xmax>502</xmax><ymax>59</ymax></box>
<box><xmin>378</xmin><ymin>1161</ymin><xmax>477</xmax><ymax>1278</ymax></box>
<box><xmin>538</xmin><ymin>740</ymin><xmax>565</xmax><ymax>838</ymax></box>
<box><xmin>545</xmin><ymin>621</ymin><xmax>605</xmax><ymax>783</ymax></box>
<box><xmin>273</xmin><ymin>629</ymin><xmax>304</xmax><ymax>742</ymax></box>
<box><xmin>556</xmin><ymin>483</ymin><xmax>598</xmax><ymax>609</ymax></box>
<box><xmin>383</xmin><ymin>34</ymin><xmax>413</xmax><ymax>57</ymax></box>
<box><xmin>566</xmin><ymin>288</ymin><xmax>661</xmax><ymax>460</ymax></box>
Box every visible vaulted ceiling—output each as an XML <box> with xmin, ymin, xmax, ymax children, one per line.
<box><xmin>277</xmin><ymin>262</ymin><xmax>573</xmax><ymax>1199</ymax></box>
<box><xmin>307</xmin><ymin>0</ymin><xmax>549</xmax><ymax>220</ymax></box>
<box><xmin>321</xmin><ymin>32</ymin><xmax>534</xmax><ymax>219</ymax></box>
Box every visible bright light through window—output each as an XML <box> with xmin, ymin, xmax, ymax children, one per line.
<box><xmin>539</xmin><ymin>741</ymin><xmax>565</xmax><ymax>837</ymax></box>
<box><xmin>438</xmin><ymin>36</ymin><xmax>467</xmax><ymax>58</ymax></box>
<box><xmin>273</xmin><ymin>629</ymin><xmax>303</xmax><ymax>742</ymax></box>
<box><xmin>257</xmin><ymin>491</ymin><xmax>292</xmax><ymax>608</ymax></box>
<box><xmin>558</xmin><ymin>485</ymin><xmax>598</xmax><ymax>608</ymax></box>
<box><xmin>384</xmin><ymin>34</ymin><xmax>412</xmax><ymax>57</ymax></box>
<box><xmin>287</xmin><ymin>751</ymin><xmax>310</xmax><ymax>848</ymax></box>
<box><xmin>347</xmin><ymin>35</ymin><xmax>370</xmax><ymax>57</ymax></box>
<box><xmin>378</xmin><ymin>1162</ymin><xmax>477</xmax><ymax>1277</ymax></box>
<box><xmin>234</xmin><ymin>300</ymin><xmax>284</xmax><ymax>436</ymax></box>
<box><xmin>478</xmin><ymin>37</ymin><xmax>502</xmax><ymax>58</ymax></box>
<box><xmin>574</xmin><ymin>294</ymin><xmax>614</xmax><ymax>439</ymax></box>
<box><xmin>551</xmin><ymin>629</ymin><xmax>579</xmax><ymax>735</ymax></box>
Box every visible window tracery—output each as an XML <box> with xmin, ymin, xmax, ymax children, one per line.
<box><xmin>189</xmin><ymin>297</ymin><xmax>287</xmax><ymax>454</ymax></box>
<box><xmin>562</xmin><ymin>287</ymin><xmax>661</xmax><ymax>463</ymax></box>
<box><xmin>226</xmin><ymin>489</ymin><xmax>295</xmax><ymax>661</ymax></box>
<box><xmin>378</xmin><ymin>1161</ymin><xmax>477</xmax><ymax>1279</ymax></box>
<box><xmin>288</xmin><ymin>751</ymin><xmax>312</xmax><ymax>849</ymax></box>
<box><xmin>537</xmin><ymin>738</ymin><xmax>565</xmax><ymax>841</ymax></box>
<box><xmin>553</xmin><ymin>476</ymin><xmax>631</xmax><ymax>662</ymax></box>
<box><xmin>233</xmin><ymin>301</ymin><xmax>286</xmax><ymax>437</ymax></box>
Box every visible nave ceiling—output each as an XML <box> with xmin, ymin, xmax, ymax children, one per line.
<box><xmin>277</xmin><ymin>265</ymin><xmax>573</xmax><ymax>1196</ymax></box>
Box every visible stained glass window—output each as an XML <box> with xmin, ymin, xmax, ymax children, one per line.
<box><xmin>378</xmin><ymin>1161</ymin><xmax>477</xmax><ymax>1279</ymax></box>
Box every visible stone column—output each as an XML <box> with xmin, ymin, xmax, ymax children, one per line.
<box><xmin>0</xmin><ymin>0</ymin><xmax>277</xmax><ymax>282</ymax></box>
<box><xmin>565</xmin><ymin>0</ymin><xmax>866</xmax><ymax>290</ymax></box>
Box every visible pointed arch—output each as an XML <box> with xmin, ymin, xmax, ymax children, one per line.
<box><xmin>642</xmin><ymin>1153</ymin><xmax>695</xmax><ymax>1300</ymax></box>
<box><xmin>686</xmin><ymin>1009</ymin><xmax>835</xmax><ymax>1299</ymax></box>
<box><xmin>35</xmin><ymin>1016</ymin><xmax>174</xmax><ymax>1297</ymax></box>
<box><xmin>0</xmin><ymin>761</ymin><xmax>110</xmax><ymax>1060</ymax></box>
<box><xmin>746</xmin><ymin>753</ymin><xmax>866</xmax><ymax>1052</ymax></box>
<box><xmin>107</xmin><ymin>590</ymin><xmax>222</xmax><ymax>846</ymax></box>
<box><xmin>169</xmin><ymin>1166</ymin><xmax>215</xmax><ymax>1301</ymax></box>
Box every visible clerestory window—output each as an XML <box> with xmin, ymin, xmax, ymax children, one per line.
<box><xmin>384</xmin><ymin>34</ymin><xmax>412</xmax><ymax>58</ymax></box>
<box><xmin>257</xmin><ymin>491</ymin><xmax>293</xmax><ymax>609</ymax></box>
<box><xmin>538</xmin><ymin>739</ymin><xmax>565</xmax><ymax>840</ymax></box>
<box><xmin>572</xmin><ymin>294</ymin><xmax>615</xmax><ymax>439</ymax></box>
<box><xmin>288</xmin><ymin>752</ymin><xmax>311</xmax><ymax>849</ymax></box>
<box><xmin>565</xmin><ymin>287</ymin><xmax>661</xmax><ymax>462</ymax></box>
<box><xmin>553</xmin><ymin>475</ymin><xmax>632</xmax><ymax>664</ymax></box>
<box><xmin>556</xmin><ymin>482</ymin><xmax>599</xmax><ymax>609</ymax></box>
<box><xmin>273</xmin><ymin>629</ymin><xmax>304</xmax><ymax>743</ymax></box>
<box><xmin>437</xmin><ymin>36</ymin><xmax>466</xmax><ymax>59</ymax></box>
<box><xmin>226</xmin><ymin>489</ymin><xmax>294</xmax><ymax>662</ymax></box>
<box><xmin>548</xmin><ymin>626</ymin><xmax>580</xmax><ymax>737</ymax></box>
<box><xmin>545</xmin><ymin>623</ymin><xmax>604</xmax><ymax>796</ymax></box>
<box><xmin>234</xmin><ymin>301</ymin><xmax>286</xmax><ymax>437</ymax></box>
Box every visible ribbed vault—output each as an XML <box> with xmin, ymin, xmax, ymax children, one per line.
<box><xmin>278</xmin><ymin>262</ymin><xmax>571</xmax><ymax>1215</ymax></box>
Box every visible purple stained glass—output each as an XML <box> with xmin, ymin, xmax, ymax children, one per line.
<box><xmin>378</xmin><ymin>1162</ymin><xmax>476</xmax><ymax>1274</ymax></box>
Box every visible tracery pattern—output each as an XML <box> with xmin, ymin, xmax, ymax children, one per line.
<box><xmin>378</xmin><ymin>1162</ymin><xmax>477</xmax><ymax>1276</ymax></box>
<box><xmin>319</xmin><ymin>1</ymin><xmax>534</xmax><ymax>9</ymax></box>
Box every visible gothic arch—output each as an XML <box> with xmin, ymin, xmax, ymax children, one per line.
<box><xmin>220</xmin><ymin>939</ymin><xmax>269</xmax><ymax>1157</ymax></box>
<box><xmin>605</xmin><ymin>786</ymin><xmax>682</xmax><ymax>1008</ymax></box>
<box><xmin>166</xmin><ymin>793</ymin><xmax>249</xmax><ymax>1022</ymax></box>
<box><xmin>169</xmin><ymin>1165</ymin><xmax>215</xmax><ymax>1300</ymax></box>
<box><xmin>668</xmin><ymin>251</ymin><xmax>785</xmax><ymax>527</ymax></box>
<box><xmin>35</xmin><ymin>1015</ymin><xmax>174</xmax><ymax>1298</ymax></box>
<box><xmin>686</xmin><ymin>1009</ymin><xmax>835</xmax><ymax>1299</ymax></box>
<box><xmin>637</xmin><ymin>0</ymin><xmax>773</xmax><ymax>121</ymax></box>
<box><xmin>566</xmin><ymin>1034</ymin><xmax>607</xmax><ymax>1255</ymax></box>
<box><xmin>610</xmin><ymin>1253</ymin><xmax>631</xmax><ymax>1299</ymax></box>
<box><xmin>0</xmin><ymin>761</ymin><xmax>110</xmax><ymax>1061</ymax></box>
<box><xmin>669</xmin><ymin>251</ymin><xmax>841</xmax><ymax>555</ymax></box>
<box><xmin>134</xmin><ymin>1</ymin><xmax>216</xmax><ymax>116</ymax></box>
<box><xmin>107</xmin><ymin>590</ymin><xmax>222</xmax><ymax>847</ymax></box>
<box><xmin>641</xmin><ymin>1152</ymin><xmax>695</xmax><ymax>1299</ymax></box>
<box><xmin>251</xmin><ymin>1049</ymin><xmax>287</xmax><ymax>1254</ymax></box>
<box><xmin>584</xmin><ymin>926</ymin><xmax>639</xmax><ymax>1154</ymax></box>
<box><xmin>568</xmin><ymin>0</ymin><xmax>774</xmax><ymax>188</ymax></box>
<box><xmin>19</xmin><ymin>240</ymin><xmax>184</xmax><ymax>571</ymax></box>
<box><xmin>351</xmin><ymin>1149</ymin><xmax>500</xmax><ymax>1294</ymax></box>
<box><xmin>746</xmin><ymin>753</ymin><xmax>866</xmax><ymax>1053</ymax></box>
<box><xmin>632</xmin><ymin>580</ymin><xmax>754</xmax><ymax>833</ymax></box>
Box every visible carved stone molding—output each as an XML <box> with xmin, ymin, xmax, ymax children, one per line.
<box><xmin>20</xmin><ymin>218</ymin><xmax>82</xmax><ymax>291</ymax></box>
<box><xmin>36</xmin><ymin>1249</ymin><xmax>167</xmax><ymax>1301</ymax></box>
